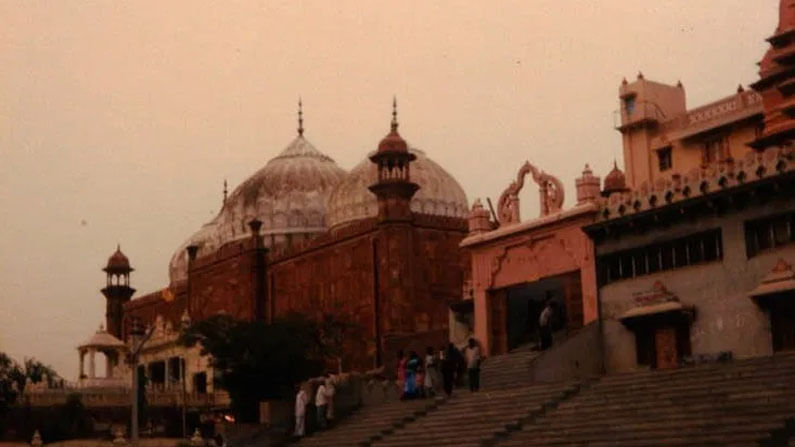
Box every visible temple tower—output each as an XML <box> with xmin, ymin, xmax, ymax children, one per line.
<box><xmin>751</xmin><ymin>0</ymin><xmax>795</xmax><ymax>149</ymax></box>
<box><xmin>615</xmin><ymin>74</ymin><xmax>686</xmax><ymax>189</ymax></box>
<box><xmin>101</xmin><ymin>245</ymin><xmax>135</xmax><ymax>339</ymax></box>
<box><xmin>368</xmin><ymin>98</ymin><xmax>419</xmax><ymax>221</ymax></box>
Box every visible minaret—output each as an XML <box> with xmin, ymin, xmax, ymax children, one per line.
<box><xmin>101</xmin><ymin>245</ymin><xmax>135</xmax><ymax>339</ymax></box>
<box><xmin>368</xmin><ymin>98</ymin><xmax>419</xmax><ymax>222</ymax></box>
<box><xmin>751</xmin><ymin>0</ymin><xmax>795</xmax><ymax>149</ymax></box>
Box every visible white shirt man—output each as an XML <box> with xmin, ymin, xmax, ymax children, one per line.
<box><xmin>464</xmin><ymin>344</ymin><xmax>481</xmax><ymax>369</ymax></box>
<box><xmin>539</xmin><ymin>304</ymin><xmax>553</xmax><ymax>328</ymax></box>
<box><xmin>294</xmin><ymin>388</ymin><xmax>308</xmax><ymax>437</ymax></box>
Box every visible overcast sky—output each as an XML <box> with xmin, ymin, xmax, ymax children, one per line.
<box><xmin>0</xmin><ymin>1</ymin><xmax>777</xmax><ymax>380</ymax></box>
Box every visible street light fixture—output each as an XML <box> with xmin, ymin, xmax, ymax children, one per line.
<box><xmin>130</xmin><ymin>317</ymin><xmax>154</xmax><ymax>447</ymax></box>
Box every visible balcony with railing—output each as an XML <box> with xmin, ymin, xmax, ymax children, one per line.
<box><xmin>614</xmin><ymin>99</ymin><xmax>667</xmax><ymax>131</ymax></box>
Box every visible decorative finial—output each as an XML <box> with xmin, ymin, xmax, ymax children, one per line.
<box><xmin>737</xmin><ymin>84</ymin><xmax>745</xmax><ymax>93</ymax></box>
<box><xmin>676</xmin><ymin>79</ymin><xmax>683</xmax><ymax>88</ymax></box>
<box><xmin>116</xmin><ymin>243</ymin><xmax>120</xmax><ymax>252</ymax></box>
<box><xmin>391</xmin><ymin>96</ymin><xmax>398</xmax><ymax>132</ymax></box>
<box><xmin>637</xmin><ymin>71</ymin><xmax>644</xmax><ymax>80</ymax></box>
<box><xmin>297</xmin><ymin>98</ymin><xmax>304</xmax><ymax>137</ymax></box>
<box><xmin>621</xmin><ymin>77</ymin><xmax>628</xmax><ymax>85</ymax></box>
<box><xmin>223</xmin><ymin>179</ymin><xmax>228</xmax><ymax>205</ymax></box>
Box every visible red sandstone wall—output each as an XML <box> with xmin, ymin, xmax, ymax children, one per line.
<box><xmin>122</xmin><ymin>282</ymin><xmax>188</xmax><ymax>342</ymax></box>
<box><xmin>188</xmin><ymin>238</ymin><xmax>262</xmax><ymax>322</ymax></box>
<box><xmin>122</xmin><ymin>216</ymin><xmax>467</xmax><ymax>373</ymax></box>
<box><xmin>268</xmin><ymin>214</ymin><xmax>467</xmax><ymax>371</ymax></box>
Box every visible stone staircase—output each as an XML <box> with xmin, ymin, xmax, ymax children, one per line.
<box><xmin>369</xmin><ymin>382</ymin><xmax>581</xmax><ymax>447</ymax></box>
<box><xmin>295</xmin><ymin>398</ymin><xmax>441</xmax><ymax>447</ymax></box>
<box><xmin>480</xmin><ymin>344</ymin><xmax>542</xmax><ymax>390</ymax></box>
<box><xmin>497</xmin><ymin>352</ymin><xmax>795</xmax><ymax>446</ymax></box>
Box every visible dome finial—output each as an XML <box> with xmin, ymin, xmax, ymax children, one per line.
<box><xmin>391</xmin><ymin>96</ymin><xmax>398</xmax><ymax>132</ymax></box>
<box><xmin>116</xmin><ymin>243</ymin><xmax>120</xmax><ymax>252</ymax></box>
<box><xmin>223</xmin><ymin>179</ymin><xmax>228</xmax><ymax>205</ymax></box>
<box><xmin>297</xmin><ymin>97</ymin><xmax>304</xmax><ymax>137</ymax></box>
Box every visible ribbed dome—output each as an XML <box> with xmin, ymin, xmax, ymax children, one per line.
<box><xmin>603</xmin><ymin>162</ymin><xmax>628</xmax><ymax>196</ymax></box>
<box><xmin>169</xmin><ymin>135</ymin><xmax>346</xmax><ymax>283</ymax></box>
<box><xmin>326</xmin><ymin>148</ymin><xmax>468</xmax><ymax>229</ymax></box>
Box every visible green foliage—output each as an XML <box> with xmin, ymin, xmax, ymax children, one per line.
<box><xmin>180</xmin><ymin>314</ymin><xmax>329</xmax><ymax>422</ymax></box>
<box><xmin>23</xmin><ymin>358</ymin><xmax>61</xmax><ymax>388</ymax></box>
<box><xmin>0</xmin><ymin>352</ymin><xmax>25</xmax><ymax>433</ymax></box>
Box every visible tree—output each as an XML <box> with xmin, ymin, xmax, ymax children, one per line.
<box><xmin>0</xmin><ymin>352</ymin><xmax>24</xmax><ymax>420</ymax></box>
<box><xmin>179</xmin><ymin>314</ymin><xmax>326</xmax><ymax>422</ymax></box>
<box><xmin>23</xmin><ymin>358</ymin><xmax>60</xmax><ymax>388</ymax></box>
<box><xmin>315</xmin><ymin>313</ymin><xmax>362</xmax><ymax>373</ymax></box>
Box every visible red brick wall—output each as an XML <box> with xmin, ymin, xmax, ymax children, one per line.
<box><xmin>268</xmin><ymin>214</ymin><xmax>467</xmax><ymax>371</ymax></box>
<box><xmin>122</xmin><ymin>215</ymin><xmax>467</xmax><ymax>373</ymax></box>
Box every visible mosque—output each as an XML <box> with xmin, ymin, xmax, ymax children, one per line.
<box><xmin>84</xmin><ymin>100</ymin><xmax>471</xmax><ymax>395</ymax></box>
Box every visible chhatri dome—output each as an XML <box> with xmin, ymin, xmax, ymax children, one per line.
<box><xmin>326</xmin><ymin>147</ymin><xmax>469</xmax><ymax>229</ymax></box>
<box><xmin>169</xmin><ymin>102</ymin><xmax>346</xmax><ymax>282</ymax></box>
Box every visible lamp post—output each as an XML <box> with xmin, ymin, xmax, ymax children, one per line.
<box><xmin>130</xmin><ymin>317</ymin><xmax>154</xmax><ymax>446</ymax></box>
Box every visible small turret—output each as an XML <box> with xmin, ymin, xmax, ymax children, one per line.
<box><xmin>575</xmin><ymin>164</ymin><xmax>601</xmax><ymax>204</ymax></box>
<box><xmin>468</xmin><ymin>199</ymin><xmax>493</xmax><ymax>234</ymax></box>
<box><xmin>368</xmin><ymin>98</ymin><xmax>419</xmax><ymax>222</ymax></box>
<box><xmin>101</xmin><ymin>245</ymin><xmax>135</xmax><ymax>339</ymax></box>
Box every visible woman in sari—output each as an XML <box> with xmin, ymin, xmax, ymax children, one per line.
<box><xmin>396</xmin><ymin>350</ymin><xmax>407</xmax><ymax>399</ymax></box>
<box><xmin>404</xmin><ymin>351</ymin><xmax>421</xmax><ymax>399</ymax></box>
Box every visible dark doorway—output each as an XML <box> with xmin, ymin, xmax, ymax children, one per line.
<box><xmin>148</xmin><ymin>361</ymin><xmax>166</xmax><ymax>391</ymax></box>
<box><xmin>770</xmin><ymin>297</ymin><xmax>795</xmax><ymax>352</ymax></box>
<box><xmin>193</xmin><ymin>372</ymin><xmax>208</xmax><ymax>394</ymax></box>
<box><xmin>626</xmin><ymin>315</ymin><xmax>692</xmax><ymax>369</ymax></box>
<box><xmin>490</xmin><ymin>271</ymin><xmax>582</xmax><ymax>353</ymax></box>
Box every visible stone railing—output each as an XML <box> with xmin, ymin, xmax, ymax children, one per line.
<box><xmin>660</xmin><ymin>90</ymin><xmax>763</xmax><ymax>135</ymax></box>
<box><xmin>22</xmin><ymin>388</ymin><xmax>230</xmax><ymax>409</ymax></box>
<box><xmin>596</xmin><ymin>145</ymin><xmax>794</xmax><ymax>222</ymax></box>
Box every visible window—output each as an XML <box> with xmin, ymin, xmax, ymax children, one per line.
<box><xmin>703</xmin><ymin>137</ymin><xmax>728</xmax><ymax>165</ymax></box>
<box><xmin>657</xmin><ymin>147</ymin><xmax>673</xmax><ymax>172</ymax></box>
<box><xmin>597</xmin><ymin>229</ymin><xmax>723</xmax><ymax>285</ymax></box>
<box><xmin>745</xmin><ymin>212</ymin><xmax>795</xmax><ymax>258</ymax></box>
<box><xmin>624</xmin><ymin>96</ymin><xmax>636</xmax><ymax>115</ymax></box>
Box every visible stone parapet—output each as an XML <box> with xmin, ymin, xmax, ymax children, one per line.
<box><xmin>594</xmin><ymin>145</ymin><xmax>795</xmax><ymax>222</ymax></box>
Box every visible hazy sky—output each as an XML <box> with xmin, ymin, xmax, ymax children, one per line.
<box><xmin>0</xmin><ymin>1</ymin><xmax>777</xmax><ymax>379</ymax></box>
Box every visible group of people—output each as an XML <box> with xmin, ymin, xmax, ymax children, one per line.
<box><xmin>294</xmin><ymin>373</ymin><xmax>336</xmax><ymax>438</ymax></box>
<box><xmin>396</xmin><ymin>338</ymin><xmax>482</xmax><ymax>399</ymax></box>
<box><xmin>292</xmin><ymin>338</ymin><xmax>486</xmax><ymax>438</ymax></box>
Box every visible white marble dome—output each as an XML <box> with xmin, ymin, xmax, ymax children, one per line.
<box><xmin>169</xmin><ymin>135</ymin><xmax>346</xmax><ymax>282</ymax></box>
<box><xmin>326</xmin><ymin>148</ymin><xmax>469</xmax><ymax>229</ymax></box>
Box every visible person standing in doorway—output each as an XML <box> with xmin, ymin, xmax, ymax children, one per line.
<box><xmin>539</xmin><ymin>300</ymin><xmax>555</xmax><ymax>351</ymax></box>
<box><xmin>463</xmin><ymin>338</ymin><xmax>481</xmax><ymax>392</ymax></box>
<box><xmin>294</xmin><ymin>385</ymin><xmax>308</xmax><ymax>437</ymax></box>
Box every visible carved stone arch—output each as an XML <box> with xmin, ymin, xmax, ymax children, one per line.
<box><xmin>496</xmin><ymin>161</ymin><xmax>565</xmax><ymax>226</ymax></box>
